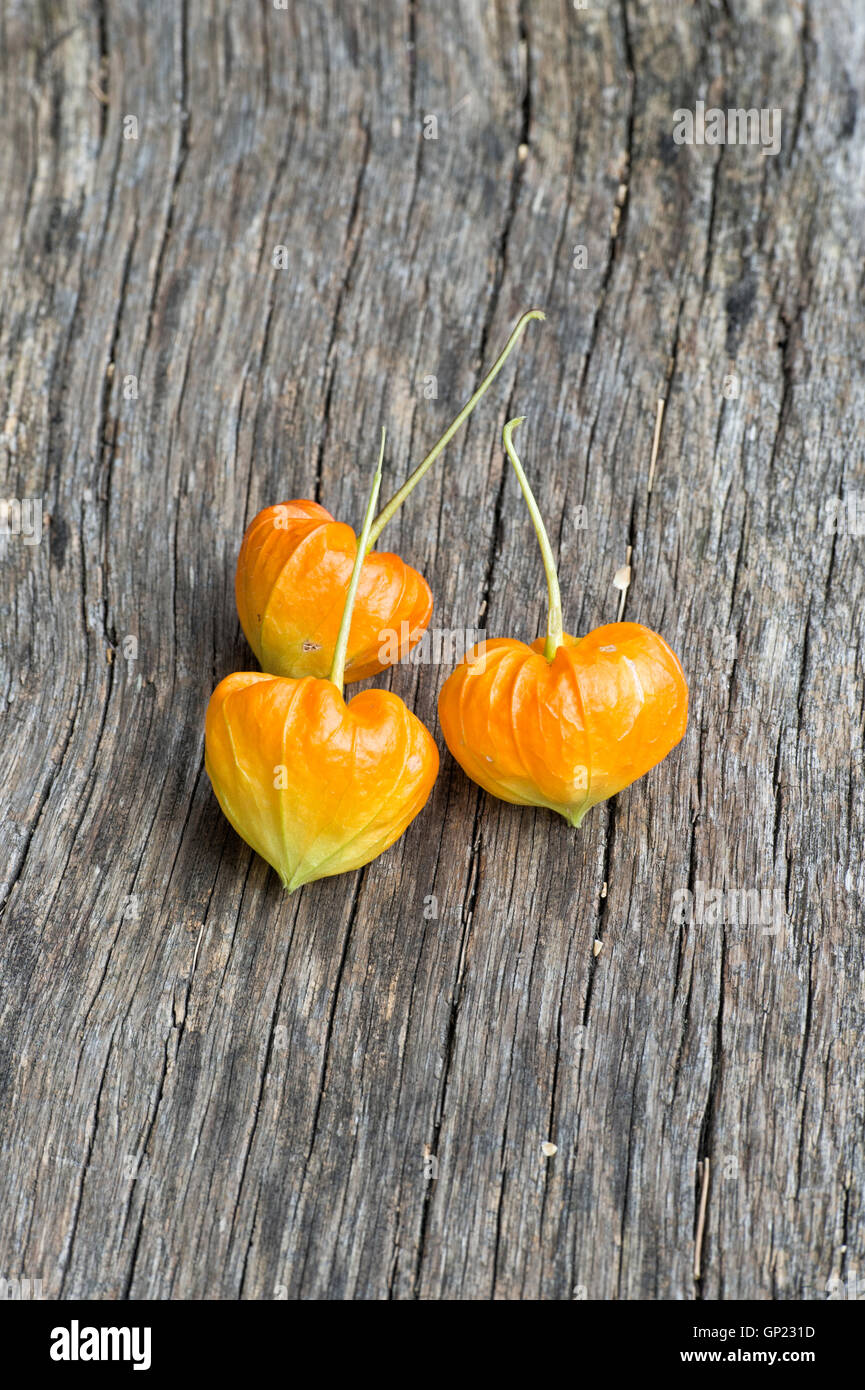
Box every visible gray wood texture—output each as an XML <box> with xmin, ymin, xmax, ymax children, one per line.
<box><xmin>1</xmin><ymin>0</ymin><xmax>863</xmax><ymax>1301</ymax></box>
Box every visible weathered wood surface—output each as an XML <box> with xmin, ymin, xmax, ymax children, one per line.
<box><xmin>1</xmin><ymin>0</ymin><xmax>863</xmax><ymax>1301</ymax></box>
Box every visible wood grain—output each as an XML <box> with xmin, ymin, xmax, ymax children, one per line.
<box><xmin>0</xmin><ymin>0</ymin><xmax>863</xmax><ymax>1300</ymax></box>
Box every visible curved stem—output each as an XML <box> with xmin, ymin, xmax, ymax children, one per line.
<box><xmin>502</xmin><ymin>417</ymin><xmax>563</xmax><ymax>662</ymax></box>
<box><xmin>365</xmin><ymin>308</ymin><xmax>545</xmax><ymax>550</ymax></box>
<box><xmin>329</xmin><ymin>428</ymin><xmax>385</xmax><ymax>694</ymax></box>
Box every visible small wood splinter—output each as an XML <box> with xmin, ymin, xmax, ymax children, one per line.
<box><xmin>694</xmin><ymin>1156</ymin><xmax>711</xmax><ymax>1280</ymax></box>
<box><xmin>613</xmin><ymin>546</ymin><xmax>632</xmax><ymax>622</ymax></box>
<box><xmin>647</xmin><ymin>397</ymin><xmax>666</xmax><ymax>494</ymax></box>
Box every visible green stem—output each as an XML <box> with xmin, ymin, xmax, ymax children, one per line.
<box><xmin>365</xmin><ymin>308</ymin><xmax>545</xmax><ymax>550</ymax></box>
<box><xmin>502</xmin><ymin>417</ymin><xmax>563</xmax><ymax>662</ymax></box>
<box><xmin>329</xmin><ymin>428</ymin><xmax>386</xmax><ymax>694</ymax></box>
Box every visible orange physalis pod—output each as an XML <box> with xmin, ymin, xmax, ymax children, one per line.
<box><xmin>235</xmin><ymin>500</ymin><xmax>433</xmax><ymax>683</ymax></box>
<box><xmin>207</xmin><ymin>432</ymin><xmax>439</xmax><ymax>889</ymax></box>
<box><xmin>438</xmin><ymin>418</ymin><xmax>688</xmax><ymax>827</ymax></box>
<box><xmin>235</xmin><ymin>310</ymin><xmax>544</xmax><ymax>682</ymax></box>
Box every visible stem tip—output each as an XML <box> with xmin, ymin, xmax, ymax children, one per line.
<box><xmin>501</xmin><ymin>416</ymin><xmax>564</xmax><ymax>663</ymax></box>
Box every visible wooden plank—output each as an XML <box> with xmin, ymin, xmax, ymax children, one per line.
<box><xmin>0</xmin><ymin>0</ymin><xmax>862</xmax><ymax>1300</ymax></box>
